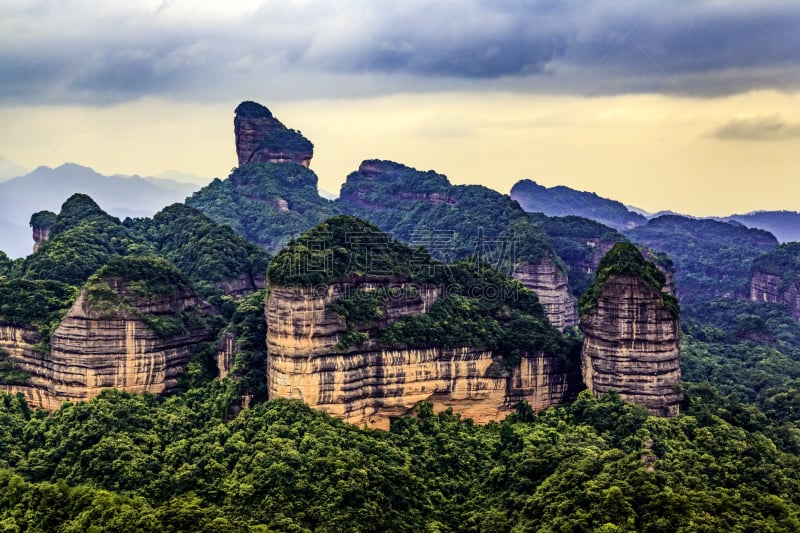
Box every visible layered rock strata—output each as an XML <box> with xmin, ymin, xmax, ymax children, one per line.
<box><xmin>266</xmin><ymin>281</ymin><xmax>580</xmax><ymax>429</ymax></box>
<box><xmin>234</xmin><ymin>101</ymin><xmax>313</xmax><ymax>167</ymax></box>
<box><xmin>1</xmin><ymin>284</ymin><xmax>215</xmax><ymax>410</ymax></box>
<box><xmin>30</xmin><ymin>210</ymin><xmax>56</xmax><ymax>253</ymax></box>
<box><xmin>215</xmin><ymin>273</ymin><xmax>266</xmax><ymax>299</ymax></box>
<box><xmin>751</xmin><ymin>271</ymin><xmax>800</xmax><ymax>321</ymax></box>
<box><xmin>581</xmin><ymin>275</ymin><xmax>682</xmax><ymax>416</ymax></box>
<box><xmin>216</xmin><ymin>331</ymin><xmax>238</xmax><ymax>379</ymax></box>
<box><xmin>513</xmin><ymin>255</ymin><xmax>577</xmax><ymax>330</ymax></box>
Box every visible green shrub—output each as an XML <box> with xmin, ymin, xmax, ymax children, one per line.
<box><xmin>579</xmin><ymin>242</ymin><xmax>679</xmax><ymax>319</ymax></box>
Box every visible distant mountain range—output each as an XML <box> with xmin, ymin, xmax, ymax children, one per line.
<box><xmin>510</xmin><ymin>179</ymin><xmax>648</xmax><ymax>231</ymax></box>
<box><xmin>0</xmin><ymin>157</ymin><xmax>28</xmax><ymax>182</ymax></box>
<box><xmin>0</xmin><ymin>163</ymin><xmax>204</xmax><ymax>258</ymax></box>
<box><xmin>724</xmin><ymin>211</ymin><xmax>800</xmax><ymax>244</ymax></box>
<box><xmin>510</xmin><ymin>179</ymin><xmax>799</xmax><ymax>243</ymax></box>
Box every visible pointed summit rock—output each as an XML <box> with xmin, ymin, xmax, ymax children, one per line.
<box><xmin>234</xmin><ymin>101</ymin><xmax>313</xmax><ymax>167</ymax></box>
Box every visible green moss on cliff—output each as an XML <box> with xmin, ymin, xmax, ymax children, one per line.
<box><xmin>578</xmin><ymin>242</ymin><xmax>679</xmax><ymax>319</ymax></box>
<box><xmin>379</xmin><ymin>259</ymin><xmax>580</xmax><ymax>368</ymax></box>
<box><xmin>89</xmin><ymin>256</ymin><xmax>192</xmax><ymax>299</ymax></box>
<box><xmin>83</xmin><ymin>256</ymin><xmax>204</xmax><ymax>338</ymax></box>
<box><xmin>259</xmin><ymin>127</ymin><xmax>313</xmax><ymax>155</ymax></box>
<box><xmin>0</xmin><ymin>346</ymin><xmax>29</xmax><ymax>384</ymax></box>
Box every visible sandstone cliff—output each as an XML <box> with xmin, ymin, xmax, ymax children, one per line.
<box><xmin>266</xmin><ymin>281</ymin><xmax>580</xmax><ymax>429</ymax></box>
<box><xmin>750</xmin><ymin>243</ymin><xmax>800</xmax><ymax>321</ymax></box>
<box><xmin>751</xmin><ymin>271</ymin><xmax>800</xmax><ymax>320</ymax></box>
<box><xmin>1</xmin><ymin>260</ymin><xmax>216</xmax><ymax>410</ymax></box>
<box><xmin>234</xmin><ymin>101</ymin><xmax>313</xmax><ymax>167</ymax></box>
<box><xmin>580</xmin><ymin>243</ymin><xmax>682</xmax><ymax>416</ymax></box>
<box><xmin>29</xmin><ymin>210</ymin><xmax>56</xmax><ymax>254</ymax></box>
<box><xmin>214</xmin><ymin>273</ymin><xmax>266</xmax><ymax>299</ymax></box>
<box><xmin>512</xmin><ymin>255</ymin><xmax>577</xmax><ymax>330</ymax></box>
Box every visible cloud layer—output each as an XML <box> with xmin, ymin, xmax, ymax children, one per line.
<box><xmin>711</xmin><ymin>114</ymin><xmax>800</xmax><ymax>140</ymax></box>
<box><xmin>2</xmin><ymin>0</ymin><xmax>800</xmax><ymax>105</ymax></box>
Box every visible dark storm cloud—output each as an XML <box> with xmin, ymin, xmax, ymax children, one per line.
<box><xmin>711</xmin><ymin>114</ymin><xmax>800</xmax><ymax>140</ymax></box>
<box><xmin>1</xmin><ymin>0</ymin><xmax>799</xmax><ymax>105</ymax></box>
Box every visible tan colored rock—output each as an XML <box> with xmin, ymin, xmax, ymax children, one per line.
<box><xmin>580</xmin><ymin>275</ymin><xmax>682</xmax><ymax>416</ymax></box>
<box><xmin>32</xmin><ymin>226</ymin><xmax>51</xmax><ymax>253</ymax></box>
<box><xmin>513</xmin><ymin>255</ymin><xmax>577</xmax><ymax>330</ymax></box>
<box><xmin>216</xmin><ymin>331</ymin><xmax>237</xmax><ymax>379</ymax></box>
<box><xmin>1</xmin><ymin>283</ymin><xmax>215</xmax><ymax>410</ymax></box>
<box><xmin>266</xmin><ymin>281</ymin><xmax>580</xmax><ymax>429</ymax></box>
<box><xmin>214</xmin><ymin>274</ymin><xmax>266</xmax><ymax>299</ymax></box>
<box><xmin>751</xmin><ymin>271</ymin><xmax>800</xmax><ymax>321</ymax></box>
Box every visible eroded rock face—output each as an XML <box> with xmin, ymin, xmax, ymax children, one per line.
<box><xmin>1</xmin><ymin>285</ymin><xmax>215</xmax><ymax>410</ymax></box>
<box><xmin>216</xmin><ymin>331</ymin><xmax>237</xmax><ymax>379</ymax></box>
<box><xmin>234</xmin><ymin>101</ymin><xmax>313</xmax><ymax>167</ymax></box>
<box><xmin>751</xmin><ymin>271</ymin><xmax>800</xmax><ymax>321</ymax></box>
<box><xmin>512</xmin><ymin>255</ymin><xmax>577</xmax><ymax>330</ymax></box>
<box><xmin>266</xmin><ymin>281</ymin><xmax>580</xmax><ymax>429</ymax></box>
<box><xmin>580</xmin><ymin>276</ymin><xmax>682</xmax><ymax>416</ymax></box>
<box><xmin>32</xmin><ymin>227</ymin><xmax>51</xmax><ymax>253</ymax></box>
<box><xmin>30</xmin><ymin>210</ymin><xmax>56</xmax><ymax>254</ymax></box>
<box><xmin>214</xmin><ymin>274</ymin><xmax>266</xmax><ymax>299</ymax></box>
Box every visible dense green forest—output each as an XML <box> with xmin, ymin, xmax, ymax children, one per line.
<box><xmin>187</xmin><ymin>158</ymin><xmax>636</xmax><ymax>301</ymax></box>
<box><xmin>186</xmin><ymin>163</ymin><xmax>337</xmax><ymax>252</ymax></box>
<box><xmin>1</xmin><ymin>380</ymin><xmax>800</xmax><ymax>531</ymax></box>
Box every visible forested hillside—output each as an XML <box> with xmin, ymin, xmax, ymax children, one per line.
<box><xmin>1</xmin><ymin>383</ymin><xmax>799</xmax><ymax>531</ymax></box>
<box><xmin>626</xmin><ymin>215</ymin><xmax>778</xmax><ymax>305</ymax></box>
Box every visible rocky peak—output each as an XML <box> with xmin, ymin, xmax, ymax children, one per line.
<box><xmin>29</xmin><ymin>210</ymin><xmax>56</xmax><ymax>253</ymax></box>
<box><xmin>234</xmin><ymin>101</ymin><xmax>313</xmax><ymax>168</ymax></box>
<box><xmin>579</xmin><ymin>242</ymin><xmax>682</xmax><ymax>416</ymax></box>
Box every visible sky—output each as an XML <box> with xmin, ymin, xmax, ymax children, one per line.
<box><xmin>1</xmin><ymin>0</ymin><xmax>799</xmax><ymax>216</ymax></box>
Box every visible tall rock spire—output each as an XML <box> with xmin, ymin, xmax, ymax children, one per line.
<box><xmin>579</xmin><ymin>242</ymin><xmax>682</xmax><ymax>416</ymax></box>
<box><xmin>234</xmin><ymin>101</ymin><xmax>313</xmax><ymax>167</ymax></box>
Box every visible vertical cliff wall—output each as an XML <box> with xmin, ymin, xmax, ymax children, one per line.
<box><xmin>234</xmin><ymin>101</ymin><xmax>313</xmax><ymax>167</ymax></box>
<box><xmin>750</xmin><ymin>244</ymin><xmax>800</xmax><ymax>321</ymax></box>
<box><xmin>513</xmin><ymin>255</ymin><xmax>577</xmax><ymax>330</ymax></box>
<box><xmin>751</xmin><ymin>272</ymin><xmax>800</xmax><ymax>320</ymax></box>
<box><xmin>29</xmin><ymin>210</ymin><xmax>56</xmax><ymax>254</ymax></box>
<box><xmin>266</xmin><ymin>282</ymin><xmax>580</xmax><ymax>429</ymax></box>
<box><xmin>1</xmin><ymin>279</ymin><xmax>215</xmax><ymax>410</ymax></box>
<box><xmin>580</xmin><ymin>243</ymin><xmax>682</xmax><ymax>417</ymax></box>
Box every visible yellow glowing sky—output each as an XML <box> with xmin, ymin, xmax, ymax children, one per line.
<box><xmin>1</xmin><ymin>90</ymin><xmax>798</xmax><ymax>216</ymax></box>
